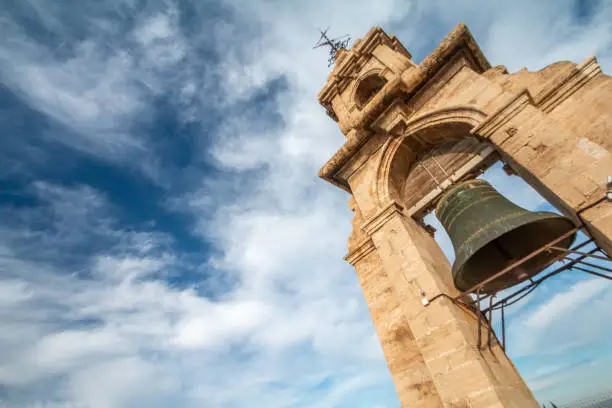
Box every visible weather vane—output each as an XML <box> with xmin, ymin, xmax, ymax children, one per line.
<box><xmin>313</xmin><ymin>27</ymin><xmax>351</xmax><ymax>67</ymax></box>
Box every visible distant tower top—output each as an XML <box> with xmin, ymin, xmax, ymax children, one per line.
<box><xmin>317</xmin><ymin>26</ymin><xmax>416</xmax><ymax>129</ymax></box>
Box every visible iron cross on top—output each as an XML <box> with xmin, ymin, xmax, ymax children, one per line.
<box><xmin>313</xmin><ymin>28</ymin><xmax>351</xmax><ymax>67</ymax></box>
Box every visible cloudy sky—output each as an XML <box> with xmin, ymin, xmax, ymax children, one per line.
<box><xmin>1</xmin><ymin>0</ymin><xmax>611</xmax><ymax>407</ymax></box>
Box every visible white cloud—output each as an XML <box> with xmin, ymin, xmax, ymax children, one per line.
<box><xmin>506</xmin><ymin>275</ymin><xmax>612</xmax><ymax>361</ymax></box>
<box><xmin>170</xmin><ymin>298</ymin><xmax>271</xmax><ymax>349</ymax></box>
<box><xmin>0</xmin><ymin>280</ymin><xmax>32</xmax><ymax>305</ymax></box>
<box><xmin>0</xmin><ymin>33</ymin><xmax>146</xmax><ymax>156</ymax></box>
<box><xmin>0</xmin><ymin>0</ymin><xmax>199</xmax><ymax>179</ymax></box>
<box><xmin>68</xmin><ymin>357</ymin><xmax>179</xmax><ymax>408</ymax></box>
<box><xmin>2</xmin><ymin>0</ymin><xmax>612</xmax><ymax>407</ymax></box>
<box><xmin>525</xmin><ymin>278</ymin><xmax>611</xmax><ymax>329</ymax></box>
<box><xmin>0</xmin><ymin>179</ymin><xmax>389</xmax><ymax>407</ymax></box>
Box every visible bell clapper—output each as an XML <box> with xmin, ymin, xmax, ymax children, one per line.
<box><xmin>492</xmin><ymin>240</ymin><xmax>531</xmax><ymax>283</ymax></box>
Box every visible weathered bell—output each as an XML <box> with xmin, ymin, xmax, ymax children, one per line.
<box><xmin>435</xmin><ymin>179</ymin><xmax>576</xmax><ymax>294</ymax></box>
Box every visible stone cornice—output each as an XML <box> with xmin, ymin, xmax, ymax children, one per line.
<box><xmin>398</xmin><ymin>24</ymin><xmax>490</xmax><ymax>99</ymax></box>
<box><xmin>344</xmin><ymin>238</ymin><xmax>376</xmax><ymax>265</ymax></box>
<box><xmin>470</xmin><ymin>90</ymin><xmax>534</xmax><ymax>138</ymax></box>
<box><xmin>336</xmin><ymin>132</ymin><xmax>388</xmax><ymax>184</ymax></box>
<box><xmin>469</xmin><ymin>56</ymin><xmax>602</xmax><ymax>140</ymax></box>
<box><xmin>317</xmin><ymin>128</ymin><xmax>377</xmax><ymax>192</ymax></box>
<box><xmin>361</xmin><ymin>201</ymin><xmax>405</xmax><ymax>236</ymax></box>
<box><xmin>536</xmin><ymin>56</ymin><xmax>602</xmax><ymax>113</ymax></box>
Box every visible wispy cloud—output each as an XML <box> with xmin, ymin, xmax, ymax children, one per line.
<box><xmin>525</xmin><ymin>278</ymin><xmax>611</xmax><ymax>329</ymax></box>
<box><xmin>1</xmin><ymin>0</ymin><xmax>612</xmax><ymax>407</ymax></box>
<box><xmin>0</xmin><ymin>0</ymin><xmax>215</xmax><ymax>181</ymax></box>
<box><xmin>0</xmin><ymin>179</ymin><xmax>390</xmax><ymax>407</ymax></box>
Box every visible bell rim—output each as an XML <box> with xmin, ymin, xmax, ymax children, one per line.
<box><xmin>452</xmin><ymin>211</ymin><xmax>577</xmax><ymax>293</ymax></box>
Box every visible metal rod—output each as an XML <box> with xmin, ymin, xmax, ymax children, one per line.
<box><xmin>543</xmin><ymin>237</ymin><xmax>594</xmax><ymax>266</ymax></box>
<box><xmin>488</xmin><ymin>282</ymin><xmax>541</xmax><ymax>311</ymax></box>
<box><xmin>423</xmin><ymin>293</ymin><xmax>481</xmax><ymax>321</ymax></box>
<box><xmin>575</xmin><ymin>195</ymin><xmax>608</xmax><ymax>246</ymax></box>
<box><xmin>456</xmin><ymin>227</ymin><xmax>580</xmax><ymax>298</ymax></box>
<box><xmin>599</xmin><ymin>240</ymin><xmax>611</xmax><ymax>252</ymax></box>
<box><xmin>549</xmin><ymin>246</ymin><xmax>612</xmax><ymax>262</ymax></box>
<box><xmin>477</xmin><ymin>288</ymin><xmax>482</xmax><ymax>350</ymax></box>
<box><xmin>598</xmin><ymin>247</ymin><xmax>611</xmax><ymax>258</ymax></box>
<box><xmin>576</xmin><ymin>196</ymin><xmax>607</xmax><ymax>216</ymax></box>
<box><xmin>573</xmin><ymin>266</ymin><xmax>612</xmax><ymax>280</ymax></box>
<box><xmin>540</xmin><ymin>250</ymin><xmax>578</xmax><ymax>271</ymax></box>
<box><xmin>501</xmin><ymin>302</ymin><xmax>506</xmax><ymax>352</ymax></box>
<box><xmin>487</xmin><ymin>295</ymin><xmax>494</xmax><ymax>351</ymax></box>
<box><xmin>563</xmin><ymin>238</ymin><xmax>594</xmax><ymax>253</ymax></box>
<box><xmin>483</xmin><ymin>245</ymin><xmax>602</xmax><ymax>312</ymax></box>
<box><xmin>429</xmin><ymin>237</ymin><xmax>594</xmax><ymax>307</ymax></box>
<box><xmin>578</xmin><ymin>261</ymin><xmax>612</xmax><ymax>274</ymax></box>
<box><xmin>570</xmin><ymin>238</ymin><xmax>594</xmax><ymax>249</ymax></box>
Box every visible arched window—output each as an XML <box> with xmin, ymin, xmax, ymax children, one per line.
<box><xmin>355</xmin><ymin>74</ymin><xmax>387</xmax><ymax>108</ymax></box>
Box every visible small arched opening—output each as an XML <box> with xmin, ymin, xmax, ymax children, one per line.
<box><xmin>354</xmin><ymin>74</ymin><xmax>387</xmax><ymax>108</ymax></box>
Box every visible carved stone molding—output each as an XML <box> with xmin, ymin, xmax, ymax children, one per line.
<box><xmin>537</xmin><ymin>56</ymin><xmax>602</xmax><ymax>113</ymax></box>
<box><xmin>471</xmin><ymin>90</ymin><xmax>534</xmax><ymax>138</ymax></box>
<box><xmin>361</xmin><ymin>200</ymin><xmax>405</xmax><ymax>236</ymax></box>
<box><xmin>344</xmin><ymin>238</ymin><xmax>376</xmax><ymax>265</ymax></box>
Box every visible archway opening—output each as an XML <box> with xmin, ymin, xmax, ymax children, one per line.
<box><xmin>410</xmin><ymin>151</ymin><xmax>608</xmax><ymax>405</ymax></box>
<box><xmin>421</xmin><ymin>162</ymin><xmax>609</xmax><ymax>403</ymax></box>
<box><xmin>385</xmin><ymin>119</ymin><xmax>611</xmax><ymax>403</ymax></box>
<box><xmin>354</xmin><ymin>74</ymin><xmax>387</xmax><ymax>108</ymax></box>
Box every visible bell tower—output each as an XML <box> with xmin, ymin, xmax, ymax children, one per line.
<box><xmin>318</xmin><ymin>24</ymin><xmax>612</xmax><ymax>407</ymax></box>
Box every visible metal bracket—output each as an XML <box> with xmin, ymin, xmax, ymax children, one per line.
<box><xmin>425</xmin><ymin>193</ymin><xmax>612</xmax><ymax>351</ymax></box>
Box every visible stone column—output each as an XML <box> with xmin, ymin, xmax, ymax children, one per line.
<box><xmin>346</xmin><ymin>198</ymin><xmax>443</xmax><ymax>407</ymax></box>
<box><xmin>356</xmin><ymin>201</ymin><xmax>539</xmax><ymax>408</ymax></box>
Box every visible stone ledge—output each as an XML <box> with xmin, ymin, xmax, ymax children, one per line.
<box><xmin>537</xmin><ymin>55</ymin><xmax>602</xmax><ymax>113</ymax></box>
<box><xmin>344</xmin><ymin>238</ymin><xmax>376</xmax><ymax>265</ymax></box>
<box><xmin>361</xmin><ymin>201</ymin><xmax>405</xmax><ymax>236</ymax></box>
<box><xmin>470</xmin><ymin>90</ymin><xmax>534</xmax><ymax>138</ymax></box>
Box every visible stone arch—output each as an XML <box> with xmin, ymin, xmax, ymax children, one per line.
<box><xmin>375</xmin><ymin>106</ymin><xmax>488</xmax><ymax>211</ymax></box>
<box><xmin>352</xmin><ymin>70</ymin><xmax>388</xmax><ymax>109</ymax></box>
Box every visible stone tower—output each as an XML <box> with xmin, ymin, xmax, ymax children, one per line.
<box><xmin>317</xmin><ymin>24</ymin><xmax>612</xmax><ymax>407</ymax></box>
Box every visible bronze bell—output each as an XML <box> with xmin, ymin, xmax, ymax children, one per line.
<box><xmin>435</xmin><ymin>179</ymin><xmax>576</xmax><ymax>294</ymax></box>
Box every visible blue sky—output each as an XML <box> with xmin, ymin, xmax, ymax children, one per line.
<box><xmin>0</xmin><ymin>0</ymin><xmax>611</xmax><ymax>407</ymax></box>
